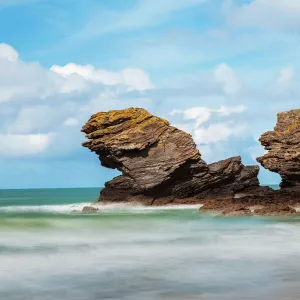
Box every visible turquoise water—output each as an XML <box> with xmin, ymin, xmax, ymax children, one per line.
<box><xmin>0</xmin><ymin>187</ymin><xmax>101</xmax><ymax>207</ymax></box>
<box><xmin>1</xmin><ymin>187</ymin><xmax>300</xmax><ymax>299</ymax></box>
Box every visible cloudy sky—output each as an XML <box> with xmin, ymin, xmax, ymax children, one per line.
<box><xmin>0</xmin><ymin>0</ymin><xmax>299</xmax><ymax>188</ymax></box>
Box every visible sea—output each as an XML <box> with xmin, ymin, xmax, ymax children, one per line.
<box><xmin>1</xmin><ymin>187</ymin><xmax>300</xmax><ymax>300</ymax></box>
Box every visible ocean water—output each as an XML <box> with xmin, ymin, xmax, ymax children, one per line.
<box><xmin>1</xmin><ymin>187</ymin><xmax>300</xmax><ymax>300</ymax></box>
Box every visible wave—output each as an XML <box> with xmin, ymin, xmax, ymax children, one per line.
<box><xmin>0</xmin><ymin>202</ymin><xmax>92</xmax><ymax>213</ymax></box>
<box><xmin>0</xmin><ymin>202</ymin><xmax>202</xmax><ymax>214</ymax></box>
<box><xmin>93</xmin><ymin>203</ymin><xmax>202</xmax><ymax>211</ymax></box>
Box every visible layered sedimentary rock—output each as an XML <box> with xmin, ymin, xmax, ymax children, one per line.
<box><xmin>82</xmin><ymin>108</ymin><xmax>260</xmax><ymax>205</ymax></box>
<box><xmin>257</xmin><ymin>109</ymin><xmax>300</xmax><ymax>188</ymax></box>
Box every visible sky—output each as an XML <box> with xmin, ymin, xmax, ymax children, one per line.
<box><xmin>0</xmin><ymin>0</ymin><xmax>299</xmax><ymax>189</ymax></box>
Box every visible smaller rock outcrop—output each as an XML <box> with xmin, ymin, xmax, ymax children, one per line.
<box><xmin>257</xmin><ymin>109</ymin><xmax>300</xmax><ymax>188</ymax></box>
<box><xmin>82</xmin><ymin>206</ymin><xmax>99</xmax><ymax>213</ymax></box>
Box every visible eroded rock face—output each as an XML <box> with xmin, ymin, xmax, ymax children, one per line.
<box><xmin>82</xmin><ymin>108</ymin><xmax>260</xmax><ymax>205</ymax></box>
<box><xmin>257</xmin><ymin>109</ymin><xmax>300</xmax><ymax>188</ymax></box>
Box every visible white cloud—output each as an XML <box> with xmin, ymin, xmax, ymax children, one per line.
<box><xmin>226</xmin><ymin>0</ymin><xmax>300</xmax><ymax>30</ymax></box>
<box><xmin>172</xmin><ymin>123</ymin><xmax>195</xmax><ymax>135</ymax></box>
<box><xmin>170</xmin><ymin>104</ymin><xmax>248</xmax><ymax>159</ymax></box>
<box><xmin>172</xmin><ymin>108</ymin><xmax>248</xmax><ymax>161</ymax></box>
<box><xmin>171</xmin><ymin>105</ymin><xmax>247</xmax><ymax>128</ymax></box>
<box><xmin>51</xmin><ymin>63</ymin><xmax>154</xmax><ymax>91</ymax></box>
<box><xmin>73</xmin><ymin>0</ymin><xmax>207</xmax><ymax>40</ymax></box>
<box><xmin>0</xmin><ymin>52</ymin><xmax>61</xmax><ymax>103</ymax></box>
<box><xmin>248</xmin><ymin>144</ymin><xmax>266</xmax><ymax>161</ymax></box>
<box><xmin>120</xmin><ymin>69</ymin><xmax>155</xmax><ymax>91</ymax></box>
<box><xmin>0</xmin><ymin>41</ymin><xmax>294</xmax><ymax>165</ymax></box>
<box><xmin>64</xmin><ymin>118</ymin><xmax>79</xmax><ymax>127</ymax></box>
<box><xmin>0</xmin><ymin>43</ymin><xmax>19</xmax><ymax>61</ymax></box>
<box><xmin>0</xmin><ymin>48</ymin><xmax>153</xmax><ymax>105</ymax></box>
<box><xmin>218</xmin><ymin>105</ymin><xmax>247</xmax><ymax>116</ymax></box>
<box><xmin>8</xmin><ymin>106</ymin><xmax>63</xmax><ymax>134</ymax></box>
<box><xmin>198</xmin><ymin>143</ymin><xmax>227</xmax><ymax>163</ymax></box>
<box><xmin>57</xmin><ymin>74</ymin><xmax>89</xmax><ymax>94</ymax></box>
<box><xmin>277</xmin><ymin>66</ymin><xmax>295</xmax><ymax>89</ymax></box>
<box><xmin>214</xmin><ymin>63</ymin><xmax>241</xmax><ymax>95</ymax></box>
<box><xmin>0</xmin><ymin>43</ymin><xmax>155</xmax><ymax>157</ymax></box>
<box><xmin>0</xmin><ymin>133</ymin><xmax>53</xmax><ymax>157</ymax></box>
<box><xmin>194</xmin><ymin>122</ymin><xmax>247</xmax><ymax>144</ymax></box>
<box><xmin>181</xmin><ymin>107</ymin><xmax>212</xmax><ymax>127</ymax></box>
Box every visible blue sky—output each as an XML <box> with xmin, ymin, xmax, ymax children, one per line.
<box><xmin>0</xmin><ymin>0</ymin><xmax>299</xmax><ymax>188</ymax></box>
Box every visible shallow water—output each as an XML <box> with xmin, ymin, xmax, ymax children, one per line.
<box><xmin>1</xmin><ymin>188</ymin><xmax>300</xmax><ymax>300</ymax></box>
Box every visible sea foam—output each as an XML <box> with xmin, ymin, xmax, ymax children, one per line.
<box><xmin>0</xmin><ymin>202</ymin><xmax>202</xmax><ymax>214</ymax></box>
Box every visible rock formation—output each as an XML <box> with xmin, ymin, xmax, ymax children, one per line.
<box><xmin>82</xmin><ymin>108</ymin><xmax>260</xmax><ymax>206</ymax></box>
<box><xmin>257</xmin><ymin>109</ymin><xmax>300</xmax><ymax>189</ymax></box>
<box><xmin>82</xmin><ymin>107</ymin><xmax>300</xmax><ymax>215</ymax></box>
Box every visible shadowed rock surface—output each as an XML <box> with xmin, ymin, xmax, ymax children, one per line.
<box><xmin>82</xmin><ymin>108</ymin><xmax>261</xmax><ymax>205</ymax></box>
<box><xmin>257</xmin><ymin>109</ymin><xmax>300</xmax><ymax>188</ymax></box>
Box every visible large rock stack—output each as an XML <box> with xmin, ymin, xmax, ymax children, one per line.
<box><xmin>82</xmin><ymin>108</ymin><xmax>260</xmax><ymax>206</ymax></box>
